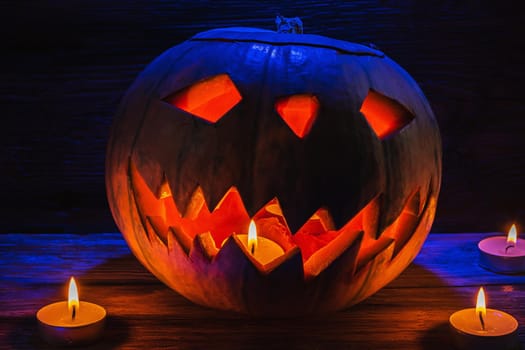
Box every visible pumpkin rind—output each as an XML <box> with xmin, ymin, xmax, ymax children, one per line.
<box><xmin>106</xmin><ymin>27</ymin><xmax>441</xmax><ymax>316</ymax></box>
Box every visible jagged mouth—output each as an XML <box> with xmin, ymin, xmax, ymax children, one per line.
<box><xmin>129</xmin><ymin>161</ymin><xmax>434</xmax><ymax>278</ymax></box>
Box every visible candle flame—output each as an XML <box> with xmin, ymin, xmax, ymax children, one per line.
<box><xmin>68</xmin><ymin>277</ymin><xmax>79</xmax><ymax>312</ymax></box>
<box><xmin>507</xmin><ymin>224</ymin><xmax>517</xmax><ymax>245</ymax></box>
<box><xmin>476</xmin><ymin>287</ymin><xmax>486</xmax><ymax>318</ymax></box>
<box><xmin>248</xmin><ymin>220</ymin><xmax>258</xmax><ymax>254</ymax></box>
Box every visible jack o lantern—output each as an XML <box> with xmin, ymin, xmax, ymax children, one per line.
<box><xmin>106</xmin><ymin>23</ymin><xmax>441</xmax><ymax>316</ymax></box>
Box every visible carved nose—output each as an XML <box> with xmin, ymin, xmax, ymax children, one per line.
<box><xmin>275</xmin><ymin>94</ymin><xmax>320</xmax><ymax>138</ymax></box>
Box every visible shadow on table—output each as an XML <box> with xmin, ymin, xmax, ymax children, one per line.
<box><xmin>419</xmin><ymin>322</ymin><xmax>453</xmax><ymax>350</ymax></box>
<box><xmin>8</xmin><ymin>247</ymin><xmax>462</xmax><ymax>349</ymax></box>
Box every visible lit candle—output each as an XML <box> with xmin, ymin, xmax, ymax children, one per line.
<box><xmin>236</xmin><ymin>220</ymin><xmax>285</xmax><ymax>265</ymax></box>
<box><xmin>479</xmin><ymin>224</ymin><xmax>525</xmax><ymax>274</ymax></box>
<box><xmin>449</xmin><ymin>287</ymin><xmax>519</xmax><ymax>349</ymax></box>
<box><xmin>36</xmin><ymin>277</ymin><xmax>106</xmax><ymax>346</ymax></box>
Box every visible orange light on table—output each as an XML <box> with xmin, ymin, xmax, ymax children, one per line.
<box><xmin>36</xmin><ymin>277</ymin><xmax>106</xmax><ymax>346</ymax></box>
<box><xmin>479</xmin><ymin>223</ymin><xmax>525</xmax><ymax>273</ymax></box>
<box><xmin>449</xmin><ymin>287</ymin><xmax>518</xmax><ymax>349</ymax></box>
<box><xmin>237</xmin><ymin>220</ymin><xmax>285</xmax><ymax>265</ymax></box>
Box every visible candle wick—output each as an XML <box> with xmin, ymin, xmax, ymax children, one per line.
<box><xmin>505</xmin><ymin>244</ymin><xmax>514</xmax><ymax>254</ymax></box>
<box><xmin>251</xmin><ymin>244</ymin><xmax>255</xmax><ymax>255</ymax></box>
<box><xmin>72</xmin><ymin>305</ymin><xmax>76</xmax><ymax>320</ymax></box>
<box><xmin>478</xmin><ymin>311</ymin><xmax>485</xmax><ymax>331</ymax></box>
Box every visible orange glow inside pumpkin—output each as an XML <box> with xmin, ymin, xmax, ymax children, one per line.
<box><xmin>164</xmin><ymin>74</ymin><xmax>242</xmax><ymax>123</ymax></box>
<box><xmin>130</xmin><ymin>162</ymin><xmax>424</xmax><ymax>275</ymax></box>
<box><xmin>275</xmin><ymin>94</ymin><xmax>319</xmax><ymax>138</ymax></box>
<box><xmin>359</xmin><ymin>89</ymin><xmax>414</xmax><ymax>139</ymax></box>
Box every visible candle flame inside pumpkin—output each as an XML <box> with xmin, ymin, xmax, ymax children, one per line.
<box><xmin>507</xmin><ymin>224</ymin><xmax>517</xmax><ymax>245</ymax></box>
<box><xmin>476</xmin><ymin>287</ymin><xmax>486</xmax><ymax>318</ymax></box>
<box><xmin>248</xmin><ymin>220</ymin><xmax>258</xmax><ymax>254</ymax></box>
<box><xmin>68</xmin><ymin>277</ymin><xmax>79</xmax><ymax>313</ymax></box>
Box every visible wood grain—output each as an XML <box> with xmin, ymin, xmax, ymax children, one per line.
<box><xmin>1</xmin><ymin>1</ymin><xmax>525</xmax><ymax>233</ymax></box>
<box><xmin>1</xmin><ymin>232</ymin><xmax>524</xmax><ymax>349</ymax></box>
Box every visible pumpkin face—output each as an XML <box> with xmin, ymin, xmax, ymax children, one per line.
<box><xmin>106</xmin><ymin>27</ymin><xmax>441</xmax><ymax>316</ymax></box>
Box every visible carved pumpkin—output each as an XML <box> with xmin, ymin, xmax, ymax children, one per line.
<box><xmin>106</xmin><ymin>25</ymin><xmax>441</xmax><ymax>316</ymax></box>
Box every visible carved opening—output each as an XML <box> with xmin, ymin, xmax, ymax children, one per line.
<box><xmin>130</xmin><ymin>161</ymin><xmax>426</xmax><ymax>275</ymax></box>
<box><xmin>164</xmin><ymin>74</ymin><xmax>242</xmax><ymax>123</ymax></box>
<box><xmin>359</xmin><ymin>89</ymin><xmax>414</xmax><ymax>139</ymax></box>
<box><xmin>275</xmin><ymin>94</ymin><xmax>319</xmax><ymax>138</ymax></box>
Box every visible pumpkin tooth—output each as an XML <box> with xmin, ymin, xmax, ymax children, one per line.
<box><xmin>203</xmin><ymin>182</ymin><xmax>235</xmax><ymax>216</ymax></box>
<box><xmin>361</xmin><ymin>195</ymin><xmax>381</xmax><ymax>239</ymax></box>
<box><xmin>214</xmin><ymin>187</ymin><xmax>241</xmax><ymax>211</ymax></box>
<box><xmin>145</xmin><ymin>216</ymin><xmax>168</xmax><ymax>246</ymax></box>
<box><xmin>304</xmin><ymin>229</ymin><xmax>363</xmax><ymax>280</ymax></box>
<box><xmin>376</xmin><ymin>188</ymin><xmax>419</xmax><ymax>240</ymax></box>
<box><xmin>355</xmin><ymin>236</ymin><xmax>395</xmax><ymax>272</ymax></box>
<box><xmin>129</xmin><ymin>158</ymin><xmax>165</xmax><ymax>203</ymax></box>
<box><xmin>190</xmin><ymin>231</ymin><xmax>219</xmax><ymax>262</ymax></box>
<box><xmin>166</xmin><ymin>229</ymin><xmax>180</xmax><ymax>255</ymax></box>
<box><xmin>184</xmin><ymin>186</ymin><xmax>210</xmax><ymax>219</ymax></box>
<box><xmin>307</xmin><ymin>232</ymin><xmax>363</xmax><ymax>312</ymax></box>
<box><xmin>383</xmin><ymin>188</ymin><xmax>421</xmax><ymax>257</ymax></box>
<box><xmin>212</xmin><ymin>187</ymin><xmax>251</xmax><ymax>223</ymax></box>
<box><xmin>339</xmin><ymin>195</ymin><xmax>382</xmax><ymax>240</ymax></box>
<box><xmin>418</xmin><ymin>177</ymin><xmax>435</xmax><ymax>216</ymax></box>
<box><xmin>157</xmin><ymin>173</ymin><xmax>173</xmax><ymax>199</ymax></box>
<box><xmin>129</xmin><ymin>159</ymin><xmax>182</xmax><ymax>222</ymax></box>
<box><xmin>350</xmin><ymin>238</ymin><xmax>396</xmax><ymax>304</ymax></box>
<box><xmin>167</xmin><ymin>226</ymin><xmax>192</xmax><ymax>255</ymax></box>
<box><xmin>260</xmin><ymin>246</ymin><xmax>302</xmax><ymax>275</ymax></box>
<box><xmin>375</xmin><ymin>200</ymin><xmax>392</xmax><ymax>239</ymax></box>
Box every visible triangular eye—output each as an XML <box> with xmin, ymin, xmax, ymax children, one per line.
<box><xmin>359</xmin><ymin>89</ymin><xmax>415</xmax><ymax>139</ymax></box>
<box><xmin>164</xmin><ymin>74</ymin><xmax>242</xmax><ymax>123</ymax></box>
<box><xmin>275</xmin><ymin>94</ymin><xmax>319</xmax><ymax>138</ymax></box>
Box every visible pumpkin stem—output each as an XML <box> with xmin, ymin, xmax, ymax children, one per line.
<box><xmin>275</xmin><ymin>15</ymin><xmax>303</xmax><ymax>34</ymax></box>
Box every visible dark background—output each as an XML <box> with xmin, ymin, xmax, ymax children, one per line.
<box><xmin>1</xmin><ymin>0</ymin><xmax>524</xmax><ymax>233</ymax></box>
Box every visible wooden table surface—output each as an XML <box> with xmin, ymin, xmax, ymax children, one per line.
<box><xmin>1</xmin><ymin>232</ymin><xmax>524</xmax><ymax>349</ymax></box>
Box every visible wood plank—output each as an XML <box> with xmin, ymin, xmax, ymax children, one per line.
<box><xmin>1</xmin><ymin>233</ymin><xmax>524</xmax><ymax>348</ymax></box>
<box><xmin>1</xmin><ymin>284</ymin><xmax>524</xmax><ymax>349</ymax></box>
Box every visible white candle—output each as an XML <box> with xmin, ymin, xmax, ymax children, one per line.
<box><xmin>479</xmin><ymin>224</ymin><xmax>525</xmax><ymax>274</ymax></box>
<box><xmin>236</xmin><ymin>220</ymin><xmax>284</xmax><ymax>265</ymax></box>
<box><xmin>449</xmin><ymin>287</ymin><xmax>519</xmax><ymax>349</ymax></box>
<box><xmin>36</xmin><ymin>277</ymin><xmax>106</xmax><ymax>346</ymax></box>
